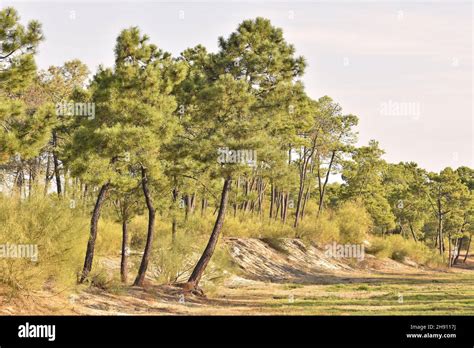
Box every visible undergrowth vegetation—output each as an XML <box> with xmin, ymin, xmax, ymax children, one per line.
<box><xmin>367</xmin><ymin>235</ymin><xmax>445</xmax><ymax>267</ymax></box>
<box><xmin>0</xmin><ymin>194</ymin><xmax>446</xmax><ymax>293</ymax></box>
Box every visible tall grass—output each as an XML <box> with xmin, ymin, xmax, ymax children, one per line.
<box><xmin>0</xmin><ymin>195</ymin><xmax>88</xmax><ymax>291</ymax></box>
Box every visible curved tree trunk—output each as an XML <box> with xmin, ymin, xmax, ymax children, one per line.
<box><xmin>79</xmin><ymin>182</ymin><xmax>110</xmax><ymax>283</ymax></box>
<box><xmin>187</xmin><ymin>178</ymin><xmax>232</xmax><ymax>289</ymax></box>
<box><xmin>134</xmin><ymin>167</ymin><xmax>156</xmax><ymax>286</ymax></box>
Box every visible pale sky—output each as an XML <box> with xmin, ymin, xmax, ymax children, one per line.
<box><xmin>5</xmin><ymin>0</ymin><xmax>473</xmax><ymax>172</ymax></box>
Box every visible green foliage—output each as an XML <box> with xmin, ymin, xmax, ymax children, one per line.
<box><xmin>0</xmin><ymin>7</ymin><xmax>43</xmax><ymax>94</ymax></box>
<box><xmin>306</xmin><ymin>211</ymin><xmax>340</xmax><ymax>244</ymax></box>
<box><xmin>341</xmin><ymin>140</ymin><xmax>396</xmax><ymax>231</ymax></box>
<box><xmin>297</xmin><ymin>201</ymin><xmax>372</xmax><ymax>244</ymax></box>
<box><xmin>336</xmin><ymin>201</ymin><xmax>372</xmax><ymax>243</ymax></box>
<box><xmin>0</xmin><ymin>7</ymin><xmax>45</xmax><ymax>163</ymax></box>
<box><xmin>224</xmin><ymin>214</ymin><xmax>294</xmax><ymax>239</ymax></box>
<box><xmin>368</xmin><ymin>235</ymin><xmax>445</xmax><ymax>267</ymax></box>
<box><xmin>217</xmin><ymin>17</ymin><xmax>305</xmax><ymax>92</ymax></box>
<box><xmin>68</xmin><ymin>27</ymin><xmax>186</xmax><ymax>190</ymax></box>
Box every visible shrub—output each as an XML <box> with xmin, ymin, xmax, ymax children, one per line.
<box><xmin>222</xmin><ymin>214</ymin><xmax>293</xmax><ymax>239</ymax></box>
<box><xmin>300</xmin><ymin>211</ymin><xmax>339</xmax><ymax>244</ymax></box>
<box><xmin>0</xmin><ymin>195</ymin><xmax>88</xmax><ymax>291</ymax></box>
<box><xmin>367</xmin><ymin>237</ymin><xmax>391</xmax><ymax>258</ymax></box>
<box><xmin>128</xmin><ymin>215</ymin><xmax>148</xmax><ymax>249</ymax></box>
<box><xmin>367</xmin><ymin>235</ymin><xmax>445</xmax><ymax>267</ymax></box>
<box><xmin>336</xmin><ymin>201</ymin><xmax>372</xmax><ymax>244</ymax></box>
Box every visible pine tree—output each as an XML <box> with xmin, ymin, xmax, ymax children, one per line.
<box><xmin>0</xmin><ymin>7</ymin><xmax>44</xmax><ymax>164</ymax></box>
<box><xmin>69</xmin><ymin>27</ymin><xmax>186</xmax><ymax>284</ymax></box>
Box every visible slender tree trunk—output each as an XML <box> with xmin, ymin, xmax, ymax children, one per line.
<box><xmin>399</xmin><ymin>223</ymin><xmax>405</xmax><ymax>238</ymax></box>
<box><xmin>234</xmin><ymin>176</ymin><xmax>240</xmax><ymax>216</ymax></box>
<box><xmin>28</xmin><ymin>166</ymin><xmax>32</xmax><ymax>198</ymax></box>
<box><xmin>294</xmin><ymin>181</ymin><xmax>304</xmax><ymax>227</ymax></box>
<box><xmin>134</xmin><ymin>167</ymin><xmax>156</xmax><ymax>286</ymax></box>
<box><xmin>191</xmin><ymin>192</ymin><xmax>196</xmax><ymax>213</ymax></box>
<box><xmin>463</xmin><ymin>235</ymin><xmax>471</xmax><ymax>263</ymax></box>
<box><xmin>295</xmin><ymin>144</ymin><xmax>316</xmax><ymax>227</ymax></box>
<box><xmin>53</xmin><ymin>151</ymin><xmax>61</xmax><ymax>196</ymax></box>
<box><xmin>453</xmin><ymin>237</ymin><xmax>463</xmax><ymax>265</ymax></box>
<box><xmin>187</xmin><ymin>178</ymin><xmax>232</xmax><ymax>289</ymax></box>
<box><xmin>448</xmin><ymin>236</ymin><xmax>452</xmax><ymax>267</ymax></box>
<box><xmin>280</xmin><ymin>193</ymin><xmax>285</xmax><ymax>220</ymax></box>
<box><xmin>172</xmin><ymin>188</ymin><xmax>179</xmax><ymax>243</ymax></box>
<box><xmin>63</xmin><ymin>168</ymin><xmax>69</xmax><ymax>198</ymax></box>
<box><xmin>437</xmin><ymin>199</ymin><xmax>444</xmax><ymax>255</ymax></box>
<box><xmin>275</xmin><ymin>190</ymin><xmax>281</xmax><ymax>220</ymax></box>
<box><xmin>201</xmin><ymin>197</ymin><xmax>207</xmax><ymax>217</ymax></box>
<box><xmin>257</xmin><ymin>177</ymin><xmax>263</xmax><ymax>217</ymax></box>
<box><xmin>318</xmin><ymin>150</ymin><xmax>336</xmax><ymax>217</ymax></box>
<box><xmin>301</xmin><ymin>186</ymin><xmax>310</xmax><ymax>219</ymax></box>
<box><xmin>184</xmin><ymin>194</ymin><xmax>190</xmax><ymax>221</ymax></box>
<box><xmin>282</xmin><ymin>193</ymin><xmax>288</xmax><ymax>224</ymax></box>
<box><xmin>82</xmin><ymin>184</ymin><xmax>89</xmax><ymax>207</ymax></box>
<box><xmin>242</xmin><ymin>178</ymin><xmax>249</xmax><ymax>212</ymax></box>
<box><xmin>269</xmin><ymin>183</ymin><xmax>275</xmax><ymax>219</ymax></box>
<box><xmin>52</xmin><ymin>132</ymin><xmax>62</xmax><ymax>197</ymax></box>
<box><xmin>120</xmin><ymin>218</ymin><xmax>129</xmax><ymax>283</ymax></box>
<box><xmin>294</xmin><ymin>163</ymin><xmax>307</xmax><ymax>228</ymax></box>
<box><xmin>409</xmin><ymin>223</ymin><xmax>418</xmax><ymax>242</ymax></box>
<box><xmin>275</xmin><ymin>192</ymin><xmax>283</xmax><ymax>220</ymax></box>
<box><xmin>79</xmin><ymin>182</ymin><xmax>110</xmax><ymax>283</ymax></box>
<box><xmin>44</xmin><ymin>153</ymin><xmax>51</xmax><ymax>196</ymax></box>
<box><xmin>14</xmin><ymin>167</ymin><xmax>24</xmax><ymax>199</ymax></box>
